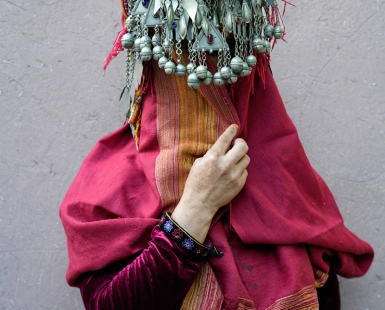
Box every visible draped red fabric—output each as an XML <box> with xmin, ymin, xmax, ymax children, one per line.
<box><xmin>59</xmin><ymin>57</ymin><xmax>373</xmax><ymax>308</ymax></box>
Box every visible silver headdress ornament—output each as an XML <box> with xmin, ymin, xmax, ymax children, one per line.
<box><xmin>121</xmin><ymin>0</ymin><xmax>286</xmax><ymax>95</ymax></box>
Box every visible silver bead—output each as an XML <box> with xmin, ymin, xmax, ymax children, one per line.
<box><xmin>152</xmin><ymin>46</ymin><xmax>163</xmax><ymax>60</ymax></box>
<box><xmin>162</xmin><ymin>39</ymin><xmax>173</xmax><ymax>53</ymax></box>
<box><xmin>187</xmin><ymin>72</ymin><xmax>201</xmax><ymax>89</ymax></box>
<box><xmin>264</xmin><ymin>24</ymin><xmax>274</xmax><ymax>38</ymax></box>
<box><xmin>121</xmin><ymin>33</ymin><xmax>135</xmax><ymax>49</ymax></box>
<box><xmin>133</xmin><ymin>38</ymin><xmax>141</xmax><ymax>52</ymax></box>
<box><xmin>246</xmin><ymin>55</ymin><xmax>257</xmax><ymax>67</ymax></box>
<box><xmin>186</xmin><ymin>63</ymin><xmax>195</xmax><ymax>74</ymax></box>
<box><xmin>140</xmin><ymin>35</ymin><xmax>152</xmax><ymax>49</ymax></box>
<box><xmin>164</xmin><ymin>60</ymin><xmax>176</xmax><ymax>75</ymax></box>
<box><xmin>125</xmin><ymin>17</ymin><xmax>137</xmax><ymax>30</ymax></box>
<box><xmin>152</xmin><ymin>34</ymin><xmax>162</xmax><ymax>46</ymax></box>
<box><xmin>273</xmin><ymin>25</ymin><xmax>284</xmax><ymax>39</ymax></box>
<box><xmin>213</xmin><ymin>72</ymin><xmax>225</xmax><ymax>86</ymax></box>
<box><xmin>202</xmin><ymin>71</ymin><xmax>213</xmax><ymax>85</ymax></box>
<box><xmin>230</xmin><ymin>56</ymin><xmax>243</xmax><ymax>74</ymax></box>
<box><xmin>140</xmin><ymin>46</ymin><xmax>153</xmax><ymax>61</ymax></box>
<box><xmin>175</xmin><ymin>63</ymin><xmax>187</xmax><ymax>77</ymax></box>
<box><xmin>196</xmin><ymin>65</ymin><xmax>208</xmax><ymax>80</ymax></box>
<box><xmin>227</xmin><ymin>71</ymin><xmax>238</xmax><ymax>84</ymax></box>
<box><xmin>252</xmin><ymin>37</ymin><xmax>265</xmax><ymax>53</ymax></box>
<box><xmin>158</xmin><ymin>56</ymin><xmax>168</xmax><ymax>69</ymax></box>
<box><xmin>263</xmin><ymin>40</ymin><xmax>272</xmax><ymax>53</ymax></box>
<box><xmin>220</xmin><ymin>66</ymin><xmax>231</xmax><ymax>80</ymax></box>
<box><xmin>240</xmin><ymin>62</ymin><xmax>251</xmax><ymax>77</ymax></box>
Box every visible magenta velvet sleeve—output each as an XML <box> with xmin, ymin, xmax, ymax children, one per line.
<box><xmin>78</xmin><ymin>225</ymin><xmax>203</xmax><ymax>310</ymax></box>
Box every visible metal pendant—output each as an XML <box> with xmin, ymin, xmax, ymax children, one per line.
<box><xmin>220</xmin><ymin>66</ymin><xmax>231</xmax><ymax>79</ymax></box>
<box><xmin>202</xmin><ymin>70</ymin><xmax>213</xmax><ymax>85</ymax></box>
<box><xmin>125</xmin><ymin>17</ymin><xmax>137</xmax><ymax>30</ymax></box>
<box><xmin>196</xmin><ymin>65</ymin><xmax>208</xmax><ymax>79</ymax></box>
<box><xmin>167</xmin><ymin>5</ymin><xmax>175</xmax><ymax>29</ymax></box>
<box><xmin>140</xmin><ymin>35</ymin><xmax>152</xmax><ymax>49</ymax></box>
<box><xmin>263</xmin><ymin>40</ymin><xmax>271</xmax><ymax>53</ymax></box>
<box><xmin>187</xmin><ymin>72</ymin><xmax>201</xmax><ymax>89</ymax></box>
<box><xmin>140</xmin><ymin>46</ymin><xmax>153</xmax><ymax>61</ymax></box>
<box><xmin>242</xmin><ymin>1</ymin><xmax>252</xmax><ymax>23</ymax></box>
<box><xmin>193</xmin><ymin>21</ymin><xmax>225</xmax><ymax>52</ymax></box>
<box><xmin>152</xmin><ymin>34</ymin><xmax>162</xmax><ymax>46</ymax></box>
<box><xmin>264</xmin><ymin>24</ymin><xmax>274</xmax><ymax>38</ymax></box>
<box><xmin>164</xmin><ymin>60</ymin><xmax>176</xmax><ymax>74</ymax></box>
<box><xmin>175</xmin><ymin>63</ymin><xmax>187</xmax><ymax>77</ymax></box>
<box><xmin>152</xmin><ymin>45</ymin><xmax>163</xmax><ymax>60</ymax></box>
<box><xmin>179</xmin><ymin>15</ymin><xmax>188</xmax><ymax>39</ymax></box>
<box><xmin>227</xmin><ymin>70</ymin><xmax>238</xmax><ymax>84</ymax></box>
<box><xmin>145</xmin><ymin>0</ymin><xmax>161</xmax><ymax>27</ymax></box>
<box><xmin>162</xmin><ymin>39</ymin><xmax>173</xmax><ymax>53</ymax></box>
<box><xmin>225</xmin><ymin>11</ymin><xmax>233</xmax><ymax>33</ymax></box>
<box><xmin>158</xmin><ymin>56</ymin><xmax>168</xmax><ymax>68</ymax></box>
<box><xmin>273</xmin><ymin>25</ymin><xmax>284</xmax><ymax>39</ymax></box>
<box><xmin>131</xmin><ymin>0</ymin><xmax>149</xmax><ymax>16</ymax></box>
<box><xmin>186</xmin><ymin>62</ymin><xmax>195</xmax><ymax>74</ymax></box>
<box><xmin>133</xmin><ymin>38</ymin><xmax>142</xmax><ymax>52</ymax></box>
<box><xmin>246</xmin><ymin>54</ymin><xmax>257</xmax><ymax>67</ymax></box>
<box><xmin>252</xmin><ymin>35</ymin><xmax>264</xmax><ymax>53</ymax></box>
<box><xmin>239</xmin><ymin>62</ymin><xmax>251</xmax><ymax>76</ymax></box>
<box><xmin>195</xmin><ymin>8</ymin><xmax>202</xmax><ymax>28</ymax></box>
<box><xmin>213</xmin><ymin>72</ymin><xmax>225</xmax><ymax>86</ymax></box>
<box><xmin>121</xmin><ymin>33</ymin><xmax>135</xmax><ymax>49</ymax></box>
<box><xmin>230</xmin><ymin>56</ymin><xmax>243</xmax><ymax>74</ymax></box>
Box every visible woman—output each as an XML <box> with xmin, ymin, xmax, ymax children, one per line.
<box><xmin>60</xmin><ymin>0</ymin><xmax>374</xmax><ymax>309</ymax></box>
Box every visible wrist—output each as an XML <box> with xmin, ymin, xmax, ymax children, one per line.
<box><xmin>171</xmin><ymin>201</ymin><xmax>215</xmax><ymax>243</ymax></box>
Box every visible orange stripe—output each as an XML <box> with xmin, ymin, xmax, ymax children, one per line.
<box><xmin>265</xmin><ymin>284</ymin><xmax>319</xmax><ymax>310</ymax></box>
<box><xmin>153</xmin><ymin>59</ymin><xmax>234</xmax><ymax>212</ymax></box>
<box><xmin>181</xmin><ymin>262</ymin><xmax>224</xmax><ymax>310</ymax></box>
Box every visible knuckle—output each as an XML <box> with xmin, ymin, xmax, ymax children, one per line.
<box><xmin>220</xmin><ymin>136</ymin><xmax>231</xmax><ymax>146</ymax></box>
<box><xmin>205</xmin><ymin>152</ymin><xmax>219</xmax><ymax>163</ymax></box>
<box><xmin>220</xmin><ymin>160</ymin><xmax>231</xmax><ymax>172</ymax></box>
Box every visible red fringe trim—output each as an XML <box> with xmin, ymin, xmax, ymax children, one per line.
<box><xmin>103</xmin><ymin>13</ymin><xmax>128</xmax><ymax>72</ymax></box>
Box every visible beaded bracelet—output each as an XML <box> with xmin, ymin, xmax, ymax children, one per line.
<box><xmin>159</xmin><ymin>212</ymin><xmax>223</xmax><ymax>259</ymax></box>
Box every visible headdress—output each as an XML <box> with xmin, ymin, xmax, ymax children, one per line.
<box><xmin>105</xmin><ymin>0</ymin><xmax>292</xmax><ymax>103</ymax></box>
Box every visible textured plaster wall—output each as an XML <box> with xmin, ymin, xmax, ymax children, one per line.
<box><xmin>0</xmin><ymin>0</ymin><xmax>383</xmax><ymax>309</ymax></box>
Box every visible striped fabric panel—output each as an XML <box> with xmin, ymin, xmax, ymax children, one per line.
<box><xmin>265</xmin><ymin>284</ymin><xmax>319</xmax><ymax>310</ymax></box>
<box><xmin>198</xmin><ymin>82</ymin><xmax>240</xmax><ymax>127</ymax></box>
<box><xmin>152</xmin><ymin>59</ymin><xmax>232</xmax><ymax>309</ymax></box>
<box><xmin>152</xmin><ymin>61</ymin><xmax>236</xmax><ymax>212</ymax></box>
<box><xmin>180</xmin><ymin>262</ymin><xmax>224</xmax><ymax>310</ymax></box>
<box><xmin>314</xmin><ymin>269</ymin><xmax>329</xmax><ymax>289</ymax></box>
<box><xmin>236</xmin><ymin>297</ymin><xmax>257</xmax><ymax>310</ymax></box>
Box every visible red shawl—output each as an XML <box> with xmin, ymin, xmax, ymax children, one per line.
<box><xmin>60</xmin><ymin>56</ymin><xmax>373</xmax><ymax>309</ymax></box>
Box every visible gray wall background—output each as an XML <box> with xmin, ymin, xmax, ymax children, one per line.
<box><xmin>0</xmin><ymin>0</ymin><xmax>383</xmax><ymax>309</ymax></box>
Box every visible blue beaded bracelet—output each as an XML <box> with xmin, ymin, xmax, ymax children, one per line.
<box><xmin>159</xmin><ymin>212</ymin><xmax>224</xmax><ymax>259</ymax></box>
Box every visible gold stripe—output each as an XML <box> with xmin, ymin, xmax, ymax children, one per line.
<box><xmin>181</xmin><ymin>262</ymin><xmax>224</xmax><ymax>310</ymax></box>
<box><xmin>314</xmin><ymin>269</ymin><xmax>329</xmax><ymax>289</ymax></box>
<box><xmin>265</xmin><ymin>284</ymin><xmax>319</xmax><ymax>310</ymax></box>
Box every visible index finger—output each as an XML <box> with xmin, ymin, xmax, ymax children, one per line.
<box><xmin>207</xmin><ymin>124</ymin><xmax>238</xmax><ymax>155</ymax></box>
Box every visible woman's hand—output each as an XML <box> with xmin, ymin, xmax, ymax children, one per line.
<box><xmin>171</xmin><ymin>124</ymin><xmax>250</xmax><ymax>242</ymax></box>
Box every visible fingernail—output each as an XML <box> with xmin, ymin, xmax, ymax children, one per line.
<box><xmin>234</xmin><ymin>124</ymin><xmax>239</xmax><ymax>131</ymax></box>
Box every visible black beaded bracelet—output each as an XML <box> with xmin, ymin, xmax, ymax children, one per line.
<box><xmin>159</xmin><ymin>212</ymin><xmax>224</xmax><ymax>259</ymax></box>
